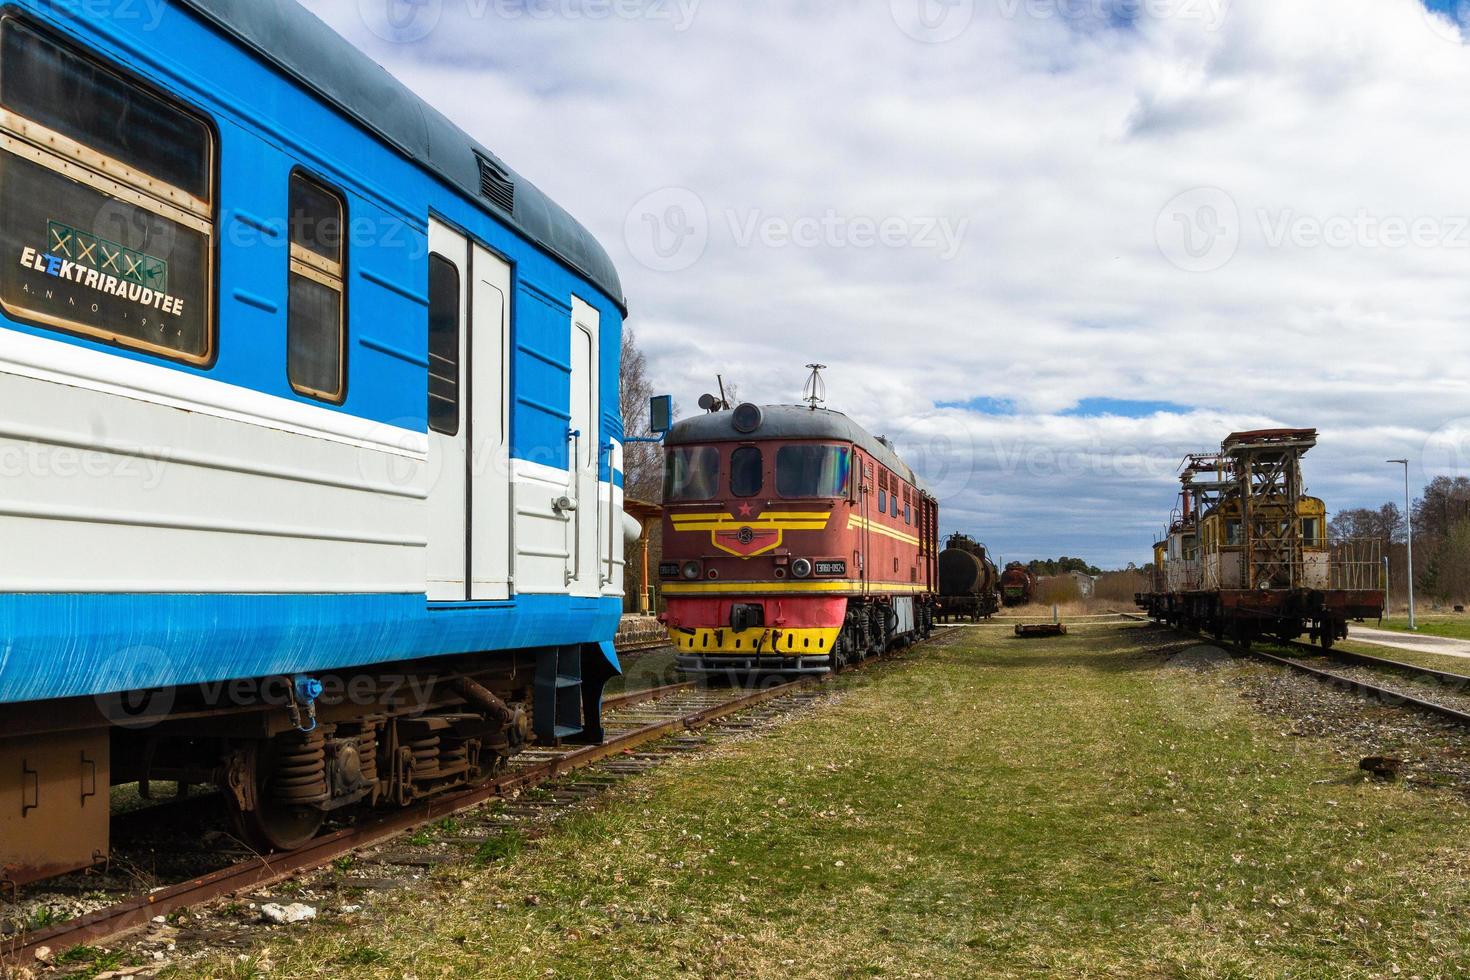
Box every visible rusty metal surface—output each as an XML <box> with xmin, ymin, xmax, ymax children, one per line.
<box><xmin>1</xmin><ymin>677</ymin><xmax>808</xmax><ymax>967</ymax></box>
<box><xmin>1014</xmin><ymin>624</ymin><xmax>1067</xmax><ymax>639</ymax></box>
<box><xmin>0</xmin><ymin>730</ymin><xmax>110</xmax><ymax>888</ymax></box>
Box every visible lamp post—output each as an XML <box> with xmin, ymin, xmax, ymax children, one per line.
<box><xmin>1387</xmin><ymin>459</ymin><xmax>1416</xmax><ymax>631</ymax></box>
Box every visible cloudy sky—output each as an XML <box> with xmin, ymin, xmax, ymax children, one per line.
<box><xmin>309</xmin><ymin>0</ymin><xmax>1470</xmax><ymax>568</ymax></box>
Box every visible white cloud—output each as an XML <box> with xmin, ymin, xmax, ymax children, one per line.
<box><xmin>308</xmin><ymin>0</ymin><xmax>1470</xmax><ymax>566</ymax></box>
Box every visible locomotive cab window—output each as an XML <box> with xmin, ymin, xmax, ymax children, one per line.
<box><xmin>0</xmin><ymin>16</ymin><xmax>215</xmax><ymax>362</ymax></box>
<box><xmin>1301</xmin><ymin>517</ymin><xmax>1322</xmax><ymax>547</ymax></box>
<box><xmin>777</xmin><ymin>445</ymin><xmax>851</xmax><ymax>499</ymax></box>
<box><xmin>664</xmin><ymin>446</ymin><xmax>720</xmax><ymax>501</ymax></box>
<box><xmin>730</xmin><ymin>446</ymin><xmax>763</xmax><ymax>497</ymax></box>
<box><xmin>287</xmin><ymin>173</ymin><xmax>346</xmax><ymax>401</ymax></box>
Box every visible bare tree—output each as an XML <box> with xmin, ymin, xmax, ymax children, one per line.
<box><xmin>619</xmin><ymin>327</ymin><xmax>662</xmax><ymax>504</ymax></box>
<box><xmin>1328</xmin><ymin>504</ymin><xmax>1403</xmax><ymax>544</ymax></box>
<box><xmin>619</xmin><ymin>328</ymin><xmax>666</xmax><ymax>613</ymax></box>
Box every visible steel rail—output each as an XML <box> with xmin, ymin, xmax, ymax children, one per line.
<box><xmin>1131</xmin><ymin>613</ymin><xmax>1470</xmax><ymax>728</ymax></box>
<box><xmin>1245</xmin><ymin>646</ymin><xmax>1470</xmax><ymax>727</ymax></box>
<box><xmin>0</xmin><ymin>676</ymin><xmax>809</xmax><ymax>966</ymax></box>
<box><xmin>1296</xmin><ymin>643</ymin><xmax>1470</xmax><ymax>690</ymax></box>
<box><xmin>603</xmin><ymin>681</ymin><xmax>697</xmax><ymax>710</ymax></box>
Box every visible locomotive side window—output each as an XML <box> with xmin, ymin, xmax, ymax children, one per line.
<box><xmin>0</xmin><ymin>16</ymin><xmax>215</xmax><ymax>362</ymax></box>
<box><xmin>427</xmin><ymin>254</ymin><xmax>460</xmax><ymax>436</ymax></box>
<box><xmin>1301</xmin><ymin>517</ymin><xmax>1322</xmax><ymax>547</ymax></box>
<box><xmin>777</xmin><ymin>445</ymin><xmax>851</xmax><ymax>499</ymax></box>
<box><xmin>730</xmin><ymin>446</ymin><xmax>762</xmax><ymax>497</ymax></box>
<box><xmin>287</xmin><ymin>173</ymin><xmax>346</xmax><ymax>402</ymax></box>
<box><xmin>664</xmin><ymin>446</ymin><xmax>720</xmax><ymax>501</ymax></box>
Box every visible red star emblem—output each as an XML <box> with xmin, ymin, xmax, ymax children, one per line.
<box><xmin>736</xmin><ymin>501</ymin><xmax>754</xmax><ymax>517</ymax></box>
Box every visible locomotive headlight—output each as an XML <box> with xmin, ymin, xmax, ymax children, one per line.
<box><xmin>791</xmin><ymin>558</ymin><xmax>814</xmax><ymax>579</ymax></box>
<box><xmin>682</xmin><ymin>561</ymin><xmax>702</xmax><ymax>581</ymax></box>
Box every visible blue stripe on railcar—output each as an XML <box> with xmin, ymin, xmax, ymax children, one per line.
<box><xmin>0</xmin><ymin>593</ymin><xmax>622</xmax><ymax>705</ymax></box>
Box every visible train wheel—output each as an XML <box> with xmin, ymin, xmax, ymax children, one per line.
<box><xmin>226</xmin><ymin>739</ymin><xmax>327</xmax><ymax>853</ymax></box>
<box><xmin>830</xmin><ymin>635</ymin><xmax>851</xmax><ymax>673</ymax></box>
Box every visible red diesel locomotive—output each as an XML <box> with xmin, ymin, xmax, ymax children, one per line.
<box><xmin>658</xmin><ymin>403</ymin><xmax>938</xmax><ymax>674</ymax></box>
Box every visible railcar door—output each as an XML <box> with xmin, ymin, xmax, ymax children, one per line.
<box><xmin>427</xmin><ymin>221</ymin><xmax>469</xmax><ymax>601</ymax></box>
<box><xmin>567</xmin><ymin>298</ymin><xmax>601</xmax><ymax>598</ymax></box>
<box><xmin>470</xmin><ymin>244</ymin><xmax>512</xmax><ymax>601</ymax></box>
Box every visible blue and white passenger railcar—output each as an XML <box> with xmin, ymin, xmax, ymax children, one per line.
<box><xmin>0</xmin><ymin>0</ymin><xmax>631</xmax><ymax>881</ymax></box>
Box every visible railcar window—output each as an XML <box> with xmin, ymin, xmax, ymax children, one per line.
<box><xmin>287</xmin><ymin>173</ymin><xmax>346</xmax><ymax>402</ymax></box>
<box><xmin>1226</xmin><ymin>519</ymin><xmax>1243</xmax><ymax>546</ymax></box>
<box><xmin>427</xmin><ymin>254</ymin><xmax>460</xmax><ymax>436</ymax></box>
<box><xmin>664</xmin><ymin>446</ymin><xmax>720</xmax><ymax>501</ymax></box>
<box><xmin>1301</xmin><ymin>517</ymin><xmax>1322</xmax><ymax>547</ymax></box>
<box><xmin>730</xmin><ymin>446</ymin><xmax>762</xmax><ymax>497</ymax></box>
<box><xmin>777</xmin><ymin>445</ymin><xmax>851</xmax><ymax>499</ymax></box>
<box><xmin>0</xmin><ymin>16</ymin><xmax>214</xmax><ymax>362</ymax></box>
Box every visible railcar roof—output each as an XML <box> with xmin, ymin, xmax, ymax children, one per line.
<box><xmin>665</xmin><ymin>405</ymin><xmax>933</xmax><ymax>496</ymax></box>
<box><xmin>177</xmin><ymin>0</ymin><xmax>624</xmax><ymax>310</ymax></box>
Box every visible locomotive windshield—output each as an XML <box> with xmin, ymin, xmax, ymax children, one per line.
<box><xmin>776</xmin><ymin>444</ymin><xmax>851</xmax><ymax>498</ymax></box>
<box><xmin>664</xmin><ymin>446</ymin><xmax>720</xmax><ymax>501</ymax></box>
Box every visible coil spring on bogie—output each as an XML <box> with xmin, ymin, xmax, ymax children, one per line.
<box><xmin>438</xmin><ymin>740</ymin><xmax>468</xmax><ymax>773</ymax></box>
<box><xmin>271</xmin><ymin>727</ymin><xmax>330</xmax><ymax>806</ymax></box>
<box><xmin>357</xmin><ymin>727</ymin><xmax>380</xmax><ymax>786</ymax></box>
<box><xmin>409</xmin><ymin>735</ymin><xmax>440</xmax><ymax>778</ymax></box>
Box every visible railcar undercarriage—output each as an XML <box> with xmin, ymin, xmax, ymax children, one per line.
<box><xmin>1135</xmin><ymin>588</ymin><xmax>1384</xmax><ymax>649</ymax></box>
<box><xmin>1</xmin><ymin>645</ymin><xmax>611</xmax><ymax>886</ymax></box>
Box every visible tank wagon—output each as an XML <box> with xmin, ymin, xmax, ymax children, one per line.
<box><xmin>1136</xmin><ymin>429</ymin><xmax>1383</xmax><ymax>648</ymax></box>
<box><xmin>937</xmin><ymin>533</ymin><xmax>1001</xmax><ymax>621</ymax></box>
<box><xmin>0</xmin><ymin>0</ymin><xmax>632</xmax><ymax>884</ymax></box>
<box><xmin>1000</xmin><ymin>562</ymin><xmax>1036</xmax><ymax>606</ymax></box>
<box><xmin>659</xmin><ymin>404</ymin><xmax>938</xmax><ymax>674</ymax></box>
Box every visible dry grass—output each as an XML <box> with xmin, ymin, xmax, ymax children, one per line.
<box><xmin>169</xmin><ymin>625</ymin><xmax>1470</xmax><ymax>979</ymax></box>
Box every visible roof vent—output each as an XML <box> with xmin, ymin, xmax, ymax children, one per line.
<box><xmin>476</xmin><ymin>155</ymin><xmax>515</xmax><ymax>214</ymax></box>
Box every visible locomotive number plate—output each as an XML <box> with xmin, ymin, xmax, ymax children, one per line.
<box><xmin>814</xmin><ymin>560</ymin><xmax>847</xmax><ymax>576</ymax></box>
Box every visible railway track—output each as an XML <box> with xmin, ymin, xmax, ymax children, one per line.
<box><xmin>0</xmin><ymin>667</ymin><xmax>867</xmax><ymax>968</ymax></box>
<box><xmin>1125</xmin><ymin>611</ymin><xmax>1470</xmax><ymax>727</ymax></box>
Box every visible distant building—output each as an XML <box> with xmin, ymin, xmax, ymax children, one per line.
<box><xmin>1070</xmin><ymin>571</ymin><xmax>1099</xmax><ymax>598</ymax></box>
